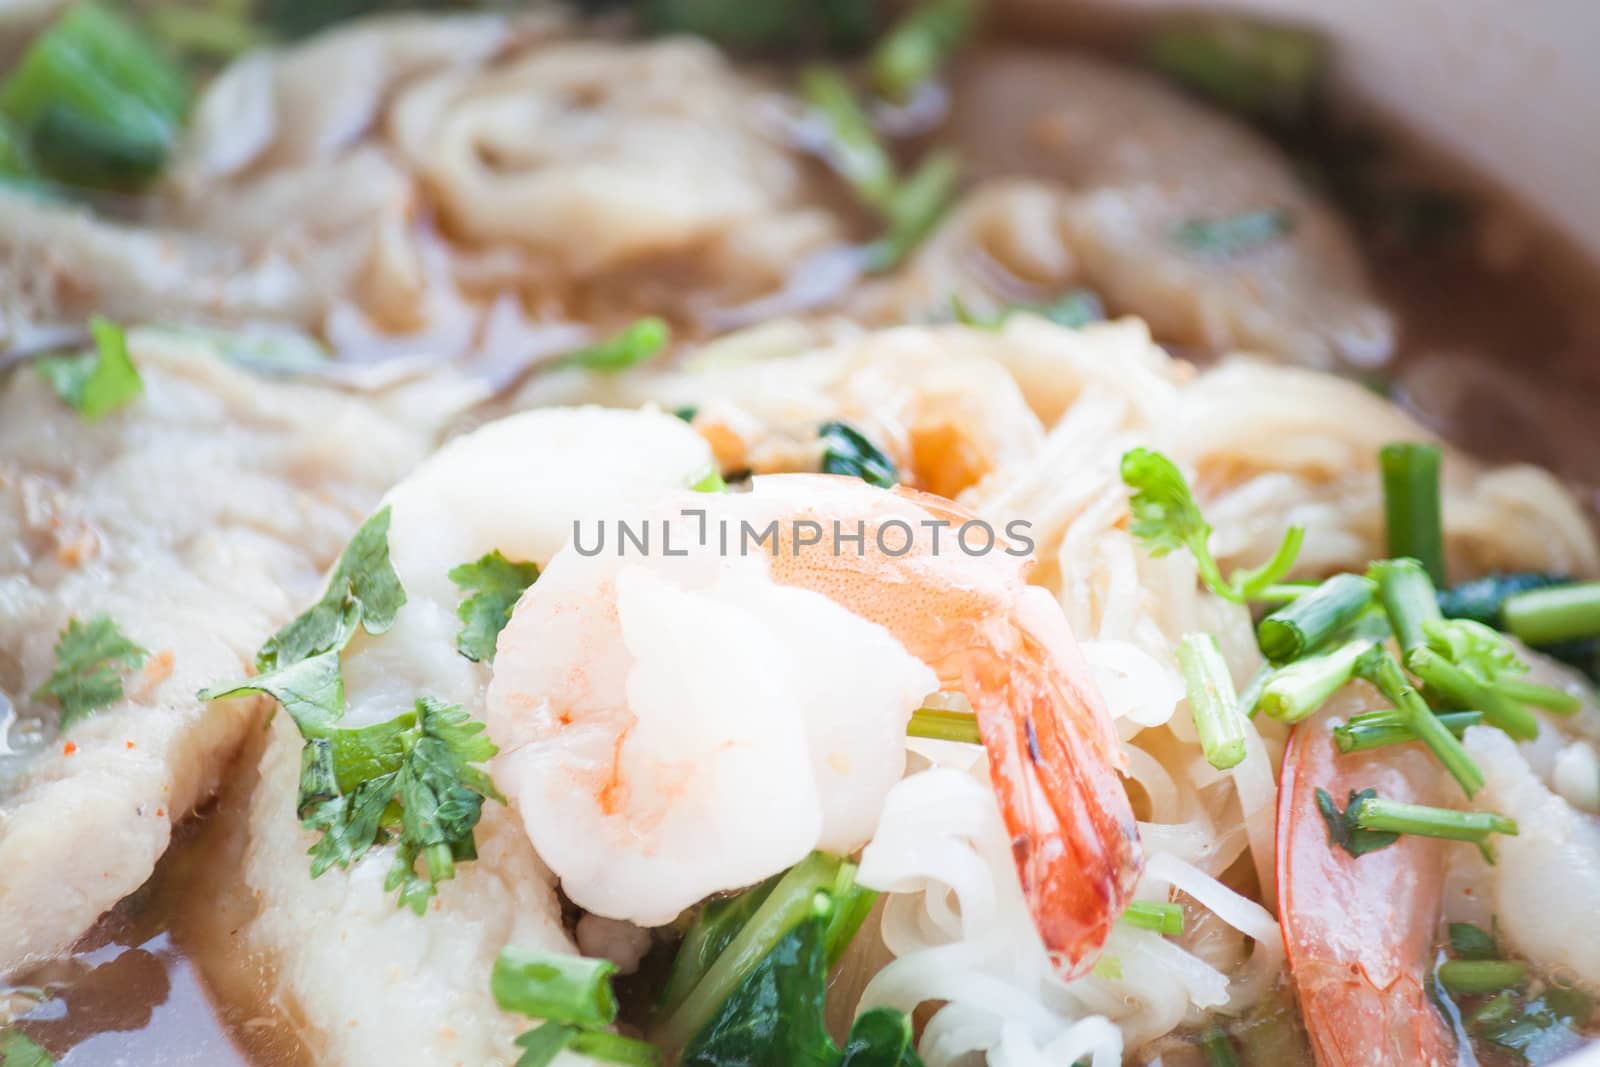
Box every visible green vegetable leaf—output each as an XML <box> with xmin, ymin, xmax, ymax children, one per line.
<box><xmin>1422</xmin><ymin>618</ymin><xmax>1525</xmax><ymax>683</ymax></box>
<box><xmin>1448</xmin><ymin>922</ymin><xmax>1499</xmax><ymax>961</ymax></box>
<box><xmin>820</xmin><ymin>421</ymin><xmax>897</xmax><ymax>488</ymax></box>
<box><xmin>1121</xmin><ymin>447</ymin><xmax>1303</xmax><ymax>603</ymax></box>
<box><xmin>1171</xmin><ymin>208</ymin><xmax>1294</xmax><ymax>257</ymax></box>
<box><xmin>35</xmin><ymin>316</ymin><xmax>142</xmax><ymax>420</ymax></box>
<box><xmin>256</xmin><ymin>506</ymin><xmax>405</xmax><ymax>671</ymax></box>
<box><xmin>562</xmin><ymin>318</ymin><xmax>670</xmax><ymax>374</ymax></box>
<box><xmin>32</xmin><ymin>613</ymin><xmax>148</xmax><ymax>730</ymax></box>
<box><xmin>1314</xmin><ymin>787</ymin><xmax>1399</xmax><ymax>858</ymax></box>
<box><xmin>199</xmin><ymin>647</ymin><xmax>345</xmax><ymax>736</ymax></box>
<box><xmin>838</xmin><ymin>1009</ymin><xmax>922</xmax><ymax>1067</ymax></box>
<box><xmin>448</xmin><ymin>551</ymin><xmax>539</xmax><ymax>663</ymax></box>
<box><xmin>0</xmin><ymin>1028</ymin><xmax>54</xmax><ymax>1067</ymax></box>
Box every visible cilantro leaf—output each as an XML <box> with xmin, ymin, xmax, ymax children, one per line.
<box><xmin>299</xmin><ymin>697</ymin><xmax>500</xmax><ymax>913</ymax></box>
<box><xmin>820</xmin><ymin>421</ymin><xmax>897</xmax><ymax>488</ymax></box>
<box><xmin>0</xmin><ymin>1028</ymin><xmax>54</xmax><ymax>1067</ymax></box>
<box><xmin>34</xmin><ymin>315</ymin><xmax>142</xmax><ymax>421</ymax></box>
<box><xmin>33</xmin><ymin>614</ymin><xmax>148</xmax><ymax>730</ymax></box>
<box><xmin>1121</xmin><ymin>447</ymin><xmax>1304</xmax><ymax>602</ymax></box>
<box><xmin>448</xmin><ymin>551</ymin><xmax>539</xmax><ymax>663</ymax></box>
<box><xmin>257</xmin><ymin>506</ymin><xmax>405</xmax><ymax>670</ymax></box>
<box><xmin>1314</xmin><ymin>787</ymin><xmax>1400</xmax><ymax>858</ymax></box>
<box><xmin>198</xmin><ymin>647</ymin><xmax>345</xmax><ymax>737</ymax></box>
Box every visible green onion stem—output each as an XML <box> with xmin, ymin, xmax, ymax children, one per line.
<box><xmin>906</xmin><ymin>707</ymin><xmax>981</xmax><ymax>745</ymax></box>
<box><xmin>652</xmin><ymin>852</ymin><xmax>841</xmax><ymax>1055</ymax></box>
<box><xmin>1491</xmin><ymin>676</ymin><xmax>1581</xmax><ymax>714</ymax></box>
<box><xmin>1333</xmin><ymin>709</ymin><xmax>1482</xmax><ymax>753</ymax></box>
<box><xmin>797</xmin><ymin>66</ymin><xmax>897</xmax><ymax>211</ymax></box>
<box><xmin>1408</xmin><ymin>648</ymin><xmax>1540</xmax><ymax>742</ymax></box>
<box><xmin>1177</xmin><ymin>633</ymin><xmax>1248</xmax><ymax>770</ymax></box>
<box><xmin>1350</xmin><ymin>795</ymin><xmax>1515</xmax><ymax>843</ymax></box>
<box><xmin>1355</xmin><ymin>647</ymin><xmax>1484</xmax><ymax>796</ymax></box>
<box><xmin>567</xmin><ymin>1030</ymin><xmax>662</xmax><ymax>1066</ymax></box>
<box><xmin>1251</xmin><ymin>582</ymin><xmax>1316</xmax><ymax>602</ymax></box>
<box><xmin>1201</xmin><ymin>1023</ymin><xmax>1243</xmax><ymax>1067</ymax></box>
<box><xmin>1379</xmin><ymin>443</ymin><xmax>1446</xmax><ymax>585</ymax></box>
<box><xmin>864</xmin><ymin>148</ymin><xmax>959</xmax><ymax>273</ymax></box>
<box><xmin>1258</xmin><ymin>635</ymin><xmax>1374</xmax><ymax>723</ymax></box>
<box><xmin>1237</xmin><ymin>662</ymin><xmax>1270</xmax><ymax>719</ymax></box>
<box><xmin>560</xmin><ymin>317</ymin><xmax>670</xmax><ymax>374</ymax></box>
<box><xmin>1436</xmin><ymin>959</ymin><xmax>1531</xmax><ymax>996</ymax></box>
<box><xmin>1372</xmin><ymin>558</ymin><xmax>1444</xmax><ymax>663</ymax></box>
<box><xmin>492</xmin><ymin>948</ymin><xmax>619</xmax><ymax>1030</ymax></box>
<box><xmin>1119</xmin><ymin>900</ymin><xmax>1185</xmax><ymax>936</ymax></box>
<box><xmin>869</xmin><ymin>0</ymin><xmax>976</xmax><ymax>102</ymax></box>
<box><xmin>1503</xmin><ymin>581</ymin><xmax>1600</xmax><ymax>645</ymax></box>
<box><xmin>1257</xmin><ymin>573</ymin><xmax>1374</xmax><ymax>663</ymax></box>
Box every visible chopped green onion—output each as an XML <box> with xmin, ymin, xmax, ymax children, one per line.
<box><xmin>864</xmin><ymin>148</ymin><xmax>959</xmax><ymax>272</ymax></box>
<box><xmin>1349</xmin><ymin>794</ymin><xmax>1515</xmax><ymax>845</ymax></box>
<box><xmin>1408</xmin><ymin>648</ymin><xmax>1539</xmax><ymax>742</ymax></box>
<box><xmin>1491</xmin><ymin>675</ymin><xmax>1580</xmax><ymax>714</ymax></box>
<box><xmin>906</xmin><ymin>707</ymin><xmax>981</xmax><ymax>745</ymax></box>
<box><xmin>1147</xmin><ymin>15</ymin><xmax>1326</xmax><ymax>124</ymax></box>
<box><xmin>1119</xmin><ymin>900</ymin><xmax>1184</xmax><ymax>936</ymax></box>
<box><xmin>1503</xmin><ymin>582</ymin><xmax>1600</xmax><ymax>646</ymax></box>
<box><xmin>951</xmin><ymin>289</ymin><xmax>1103</xmax><ymax>330</ymax></box>
<box><xmin>1354</xmin><ymin>646</ymin><xmax>1483</xmax><ymax>797</ymax></box>
<box><xmin>1379</xmin><ymin>443</ymin><xmax>1446</xmax><ymax>586</ymax></box>
<box><xmin>1438</xmin><ymin>572</ymin><xmax>1567</xmax><ymax>629</ymax></box>
<box><xmin>869</xmin><ymin>0</ymin><xmax>975</xmax><ymax>101</ymax></box>
<box><xmin>1257</xmin><ymin>573</ymin><xmax>1373</xmax><ymax>663</ymax></box>
<box><xmin>146</xmin><ymin>5</ymin><xmax>275</xmax><ymax>62</ymax></box>
<box><xmin>0</xmin><ymin>2</ymin><xmax>190</xmax><ymax>190</ymax></box>
<box><xmin>1177</xmin><ymin>633</ymin><xmax>1248</xmax><ymax>770</ymax></box>
<box><xmin>689</xmin><ymin>467</ymin><xmax>727</xmax><ymax>493</ymax></box>
<box><xmin>491</xmin><ymin>948</ymin><xmax>619</xmax><ymax>1030</ymax></box>
<box><xmin>1333</xmin><ymin>708</ymin><xmax>1481</xmax><ymax>753</ymax></box>
<box><xmin>798</xmin><ymin>66</ymin><xmax>897</xmax><ymax>211</ymax></box>
<box><xmin>1258</xmin><ymin>634</ymin><xmax>1374</xmax><ymax>723</ymax></box>
<box><xmin>1252</xmin><ymin>581</ymin><xmax>1317</xmax><ymax>602</ymax></box>
<box><xmin>565</xmin><ymin>1030</ymin><xmax>660</xmax><ymax>1066</ymax></box>
<box><xmin>1171</xmin><ymin>208</ymin><xmax>1293</xmax><ymax>257</ymax></box>
<box><xmin>1437</xmin><ymin>960</ymin><xmax>1530</xmax><ymax>996</ymax></box>
<box><xmin>0</xmin><ymin>1029</ymin><xmax>52</xmax><ymax>1067</ymax></box>
<box><xmin>561</xmin><ymin>317</ymin><xmax>670</xmax><ymax>374</ymax></box>
<box><xmin>1371</xmin><ymin>557</ymin><xmax>1444</xmax><ymax>664</ymax></box>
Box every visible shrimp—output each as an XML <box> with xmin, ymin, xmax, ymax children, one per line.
<box><xmin>1277</xmin><ymin>696</ymin><xmax>1457</xmax><ymax>1067</ymax></box>
<box><xmin>485</xmin><ymin>473</ymin><xmax>1142</xmax><ymax>974</ymax></box>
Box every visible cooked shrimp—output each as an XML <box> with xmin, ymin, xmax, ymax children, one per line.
<box><xmin>486</xmin><ymin>473</ymin><xmax>1142</xmax><ymax>974</ymax></box>
<box><xmin>1277</xmin><ymin>697</ymin><xmax>1457</xmax><ymax>1067</ymax></box>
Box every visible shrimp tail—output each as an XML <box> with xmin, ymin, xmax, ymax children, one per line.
<box><xmin>966</xmin><ymin>588</ymin><xmax>1143</xmax><ymax>977</ymax></box>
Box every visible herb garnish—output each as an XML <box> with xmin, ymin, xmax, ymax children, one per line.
<box><xmin>820</xmin><ymin>421</ymin><xmax>898</xmax><ymax>488</ymax></box>
<box><xmin>1171</xmin><ymin>208</ymin><xmax>1293</xmax><ymax>257</ymax></box>
<box><xmin>33</xmin><ymin>614</ymin><xmax>147</xmax><ymax>730</ymax></box>
<box><xmin>0</xmin><ymin>1028</ymin><xmax>53</xmax><ymax>1066</ymax></box>
<box><xmin>1120</xmin><ymin>447</ymin><xmax>1304</xmax><ymax>603</ymax></box>
<box><xmin>448</xmin><ymin>551</ymin><xmax>539</xmax><ymax>663</ymax></box>
<box><xmin>492</xmin><ymin>946</ymin><xmax>658</xmax><ymax>1066</ymax></box>
<box><xmin>561</xmin><ymin>318</ymin><xmax>670</xmax><ymax>375</ymax></box>
<box><xmin>35</xmin><ymin>316</ymin><xmax>142</xmax><ymax>421</ymax></box>
<box><xmin>1314</xmin><ymin>787</ymin><xmax>1399</xmax><ymax>858</ymax></box>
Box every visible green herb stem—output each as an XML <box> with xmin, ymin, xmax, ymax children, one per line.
<box><xmin>1178</xmin><ymin>633</ymin><xmax>1248</xmax><ymax>769</ymax></box>
<box><xmin>1350</xmin><ymin>795</ymin><xmax>1516</xmax><ymax>843</ymax></box>
<box><xmin>1491</xmin><ymin>676</ymin><xmax>1580</xmax><ymax>714</ymax></box>
<box><xmin>1437</xmin><ymin>960</ymin><xmax>1531</xmax><ymax>996</ymax></box>
<box><xmin>865</xmin><ymin>148</ymin><xmax>959</xmax><ymax>273</ymax></box>
<box><xmin>906</xmin><ymin>707</ymin><xmax>981</xmax><ymax>745</ymax></box>
<box><xmin>869</xmin><ymin>0</ymin><xmax>975</xmax><ymax>102</ymax></box>
<box><xmin>798</xmin><ymin>66</ymin><xmax>897</xmax><ymax>211</ymax></box>
<box><xmin>1333</xmin><ymin>708</ymin><xmax>1481</xmax><ymax>753</ymax></box>
<box><xmin>1257</xmin><ymin>573</ymin><xmax>1373</xmax><ymax>662</ymax></box>
<box><xmin>1119</xmin><ymin>900</ymin><xmax>1185</xmax><ymax>936</ymax></box>
<box><xmin>1355</xmin><ymin>647</ymin><xmax>1484</xmax><ymax>796</ymax></box>
<box><xmin>1408</xmin><ymin>648</ymin><xmax>1540</xmax><ymax>742</ymax></box>
<box><xmin>561</xmin><ymin>317</ymin><xmax>670</xmax><ymax>374</ymax></box>
<box><xmin>1379</xmin><ymin>443</ymin><xmax>1446</xmax><ymax>585</ymax></box>
<box><xmin>1503</xmin><ymin>581</ymin><xmax>1600</xmax><ymax>646</ymax></box>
